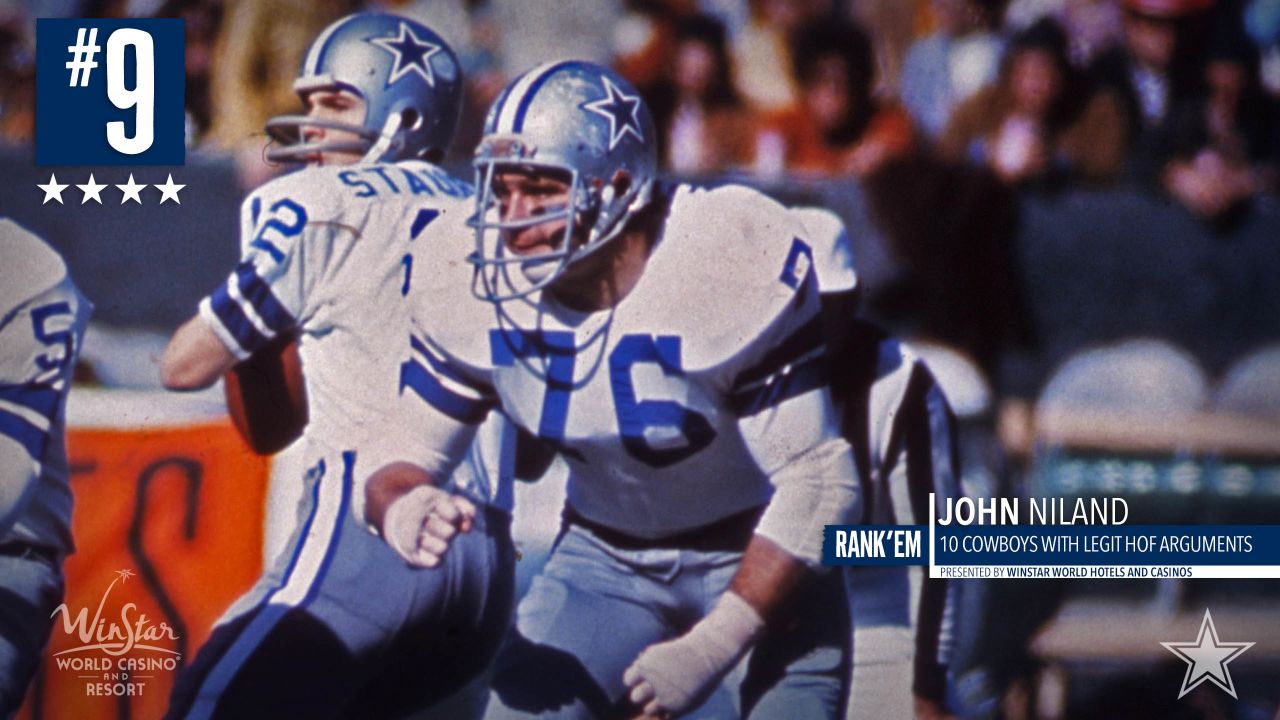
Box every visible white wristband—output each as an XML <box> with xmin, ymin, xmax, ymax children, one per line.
<box><xmin>693</xmin><ymin>591</ymin><xmax>765</xmax><ymax>658</ymax></box>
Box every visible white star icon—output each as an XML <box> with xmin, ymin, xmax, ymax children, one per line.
<box><xmin>77</xmin><ymin>173</ymin><xmax>107</xmax><ymax>204</ymax></box>
<box><xmin>116</xmin><ymin>173</ymin><xmax>145</xmax><ymax>204</ymax></box>
<box><xmin>37</xmin><ymin>174</ymin><xmax>68</xmax><ymax>204</ymax></box>
<box><xmin>1161</xmin><ymin>609</ymin><xmax>1254</xmax><ymax>699</ymax></box>
<box><xmin>155</xmin><ymin>174</ymin><xmax>185</xmax><ymax>204</ymax></box>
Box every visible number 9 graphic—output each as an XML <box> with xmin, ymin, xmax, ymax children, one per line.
<box><xmin>106</xmin><ymin>28</ymin><xmax>154</xmax><ymax>155</ymax></box>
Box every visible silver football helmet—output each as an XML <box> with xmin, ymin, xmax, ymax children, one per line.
<box><xmin>470</xmin><ymin>61</ymin><xmax>658</xmax><ymax>303</ymax></box>
<box><xmin>266</xmin><ymin>12</ymin><xmax>463</xmax><ymax>163</ymax></box>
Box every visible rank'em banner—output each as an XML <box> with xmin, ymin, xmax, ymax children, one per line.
<box><xmin>824</xmin><ymin>494</ymin><xmax>1280</xmax><ymax>579</ymax></box>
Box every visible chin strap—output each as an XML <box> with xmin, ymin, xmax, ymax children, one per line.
<box><xmin>361</xmin><ymin>113</ymin><xmax>404</xmax><ymax>163</ymax></box>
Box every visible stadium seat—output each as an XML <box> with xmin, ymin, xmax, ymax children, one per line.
<box><xmin>1210</xmin><ymin>344</ymin><xmax>1280</xmax><ymax>421</ymax></box>
<box><xmin>1037</xmin><ymin>338</ymin><xmax>1209</xmax><ymax>416</ymax></box>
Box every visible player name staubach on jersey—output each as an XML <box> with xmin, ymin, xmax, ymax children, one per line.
<box><xmin>199</xmin><ymin>160</ymin><xmax>473</xmax><ymax>475</ymax></box>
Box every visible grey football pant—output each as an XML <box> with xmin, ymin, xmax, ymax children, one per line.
<box><xmin>0</xmin><ymin>544</ymin><xmax>63</xmax><ymax>718</ymax></box>
<box><xmin>485</xmin><ymin>510</ymin><xmax>849</xmax><ymax>719</ymax></box>
<box><xmin>165</xmin><ymin>450</ymin><xmax>515</xmax><ymax>720</ymax></box>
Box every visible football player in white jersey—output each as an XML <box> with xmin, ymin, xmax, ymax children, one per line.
<box><xmin>158</xmin><ymin>14</ymin><xmax>514</xmax><ymax>719</ymax></box>
<box><xmin>361</xmin><ymin>62</ymin><xmax>861</xmax><ymax>720</ymax></box>
<box><xmin>0</xmin><ymin>220</ymin><xmax>91</xmax><ymax>716</ymax></box>
<box><xmin>794</xmin><ymin>206</ymin><xmax>962</xmax><ymax>719</ymax></box>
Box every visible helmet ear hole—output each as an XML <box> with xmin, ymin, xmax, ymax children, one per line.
<box><xmin>401</xmin><ymin>108</ymin><xmax>423</xmax><ymax>131</ymax></box>
<box><xmin>611</xmin><ymin>171</ymin><xmax>632</xmax><ymax>198</ymax></box>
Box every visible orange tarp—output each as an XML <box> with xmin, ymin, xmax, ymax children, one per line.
<box><xmin>19</xmin><ymin>421</ymin><xmax>268</xmax><ymax>720</ymax></box>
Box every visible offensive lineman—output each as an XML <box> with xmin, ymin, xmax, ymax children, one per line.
<box><xmin>0</xmin><ymin>220</ymin><xmax>91</xmax><ymax>716</ymax></box>
<box><xmin>362</xmin><ymin>62</ymin><xmax>861</xmax><ymax>719</ymax></box>
<box><xmin>158</xmin><ymin>14</ymin><xmax>513</xmax><ymax>718</ymax></box>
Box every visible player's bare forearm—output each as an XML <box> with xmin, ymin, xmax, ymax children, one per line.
<box><xmin>160</xmin><ymin>315</ymin><xmax>237</xmax><ymax>390</ymax></box>
<box><xmin>729</xmin><ymin>534</ymin><xmax>811</xmax><ymax>620</ymax></box>
<box><xmin>365</xmin><ymin>461</ymin><xmax>437</xmax><ymax>531</ymax></box>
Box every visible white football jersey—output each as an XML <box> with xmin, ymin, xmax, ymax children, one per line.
<box><xmin>197</xmin><ymin>161</ymin><xmax>504</xmax><ymax>514</ymax></box>
<box><xmin>0</xmin><ymin>220</ymin><xmax>91</xmax><ymax>553</ymax></box>
<box><xmin>390</xmin><ymin>183</ymin><xmax>855</xmax><ymax>546</ymax></box>
<box><xmin>791</xmin><ymin>205</ymin><xmax>857</xmax><ymax>295</ymax></box>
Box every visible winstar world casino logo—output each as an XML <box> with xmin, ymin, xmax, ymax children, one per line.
<box><xmin>49</xmin><ymin>569</ymin><xmax>181</xmax><ymax>697</ymax></box>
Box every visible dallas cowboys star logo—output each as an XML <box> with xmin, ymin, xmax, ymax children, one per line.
<box><xmin>582</xmin><ymin>76</ymin><xmax>644</xmax><ymax>151</ymax></box>
<box><xmin>368</xmin><ymin>22</ymin><xmax>441</xmax><ymax>88</ymax></box>
<box><xmin>1161</xmin><ymin>609</ymin><xmax>1254</xmax><ymax>699</ymax></box>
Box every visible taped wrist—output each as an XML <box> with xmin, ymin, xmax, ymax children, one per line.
<box><xmin>689</xmin><ymin>591</ymin><xmax>766</xmax><ymax>666</ymax></box>
<box><xmin>381</xmin><ymin>485</ymin><xmax>438</xmax><ymax>557</ymax></box>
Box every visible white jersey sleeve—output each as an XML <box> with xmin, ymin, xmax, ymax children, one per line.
<box><xmin>0</xmin><ymin>220</ymin><xmax>91</xmax><ymax>550</ymax></box>
<box><xmin>791</xmin><ymin>205</ymin><xmax>856</xmax><ymax>294</ymax></box>
<box><xmin>668</xmin><ymin>185</ymin><xmax>861</xmax><ymax>565</ymax></box>
<box><xmin>198</xmin><ymin>169</ymin><xmax>365</xmax><ymax>359</ymax></box>
<box><xmin>354</xmin><ymin>206</ymin><xmax>510</xmax><ymax>510</ymax></box>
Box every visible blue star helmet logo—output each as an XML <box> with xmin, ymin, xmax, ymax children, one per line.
<box><xmin>368</xmin><ymin>22</ymin><xmax>442</xmax><ymax>88</ymax></box>
<box><xmin>581</xmin><ymin>76</ymin><xmax>644</xmax><ymax>152</ymax></box>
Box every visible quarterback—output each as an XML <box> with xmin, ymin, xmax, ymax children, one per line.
<box><xmin>0</xmin><ymin>220</ymin><xmax>92</xmax><ymax>716</ymax></box>
<box><xmin>364</xmin><ymin>62</ymin><xmax>861</xmax><ymax>719</ymax></box>
<box><xmin>158</xmin><ymin>13</ymin><xmax>513</xmax><ymax>719</ymax></box>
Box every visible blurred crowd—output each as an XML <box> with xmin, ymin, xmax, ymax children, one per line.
<box><xmin>3</xmin><ymin>0</ymin><xmax>1276</xmax><ymax>194</ymax></box>
<box><xmin>1</xmin><ymin>0</ymin><xmax>1278</xmax><ymax>386</ymax></box>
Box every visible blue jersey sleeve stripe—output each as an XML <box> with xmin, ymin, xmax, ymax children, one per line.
<box><xmin>400</xmin><ymin>359</ymin><xmax>493</xmax><ymax>424</ymax></box>
<box><xmin>0</xmin><ymin>383</ymin><xmax>60</xmax><ymax>418</ymax></box>
<box><xmin>209</xmin><ymin>283</ymin><xmax>270</xmax><ymax>354</ymax></box>
<box><xmin>0</xmin><ymin>407</ymin><xmax>49</xmax><ymax>462</ymax></box>
<box><xmin>235</xmin><ymin>262</ymin><xmax>296</xmax><ymax>334</ymax></box>
<box><xmin>731</xmin><ymin>354</ymin><xmax>828</xmax><ymax>417</ymax></box>
<box><xmin>410</xmin><ymin>334</ymin><xmax>495</xmax><ymax>397</ymax></box>
<box><xmin>733</xmin><ymin>314</ymin><xmax>825</xmax><ymax>391</ymax></box>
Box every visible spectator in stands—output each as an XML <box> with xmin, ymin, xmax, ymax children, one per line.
<box><xmin>761</xmin><ymin>19</ymin><xmax>916</xmax><ymax>177</ymax></box>
<box><xmin>206</xmin><ymin>0</ymin><xmax>355</xmax><ymax>187</ymax></box>
<box><xmin>1245</xmin><ymin>0</ymin><xmax>1280</xmax><ymax>101</ymax></box>
<box><xmin>161</xmin><ymin>0</ymin><xmax>221</xmax><ymax>146</ymax></box>
<box><xmin>939</xmin><ymin>17</ymin><xmax>1127</xmax><ymax>186</ymax></box>
<box><xmin>847</xmin><ymin>0</ymin><xmax>928</xmax><ymax>97</ymax></box>
<box><xmin>730</xmin><ymin>0</ymin><xmax>822</xmax><ymax>114</ymax></box>
<box><xmin>647</xmin><ymin>13</ymin><xmax>757</xmax><ymax>173</ymax></box>
<box><xmin>488</xmin><ymin>0</ymin><xmax>622</xmax><ymax>82</ymax></box>
<box><xmin>612</xmin><ymin>0</ymin><xmax>694</xmax><ymax>96</ymax></box>
<box><xmin>1086</xmin><ymin>0</ymin><xmax>1211</xmax><ymax>183</ymax></box>
<box><xmin>1158</xmin><ymin>12</ymin><xmax>1280</xmax><ymax>219</ymax></box>
<box><xmin>1003</xmin><ymin>0</ymin><xmax>1125</xmax><ymax>66</ymax></box>
<box><xmin>899</xmin><ymin>0</ymin><xmax>1009</xmax><ymax>141</ymax></box>
<box><xmin>0</xmin><ymin>7</ymin><xmax>34</xmax><ymax>143</ymax></box>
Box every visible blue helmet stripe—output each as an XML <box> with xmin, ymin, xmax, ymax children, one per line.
<box><xmin>303</xmin><ymin>15</ymin><xmax>350</xmax><ymax>76</ymax></box>
<box><xmin>511</xmin><ymin>61</ymin><xmax>580</xmax><ymax>132</ymax></box>
<box><xmin>486</xmin><ymin>84</ymin><xmax>515</xmax><ymax>134</ymax></box>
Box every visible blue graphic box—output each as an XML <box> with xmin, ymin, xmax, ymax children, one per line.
<box><xmin>36</xmin><ymin>18</ymin><xmax>184</xmax><ymax>165</ymax></box>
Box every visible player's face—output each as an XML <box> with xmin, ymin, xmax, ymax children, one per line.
<box><xmin>491</xmin><ymin>168</ymin><xmax>575</xmax><ymax>257</ymax></box>
<box><xmin>302</xmin><ymin>89</ymin><xmax>367</xmax><ymax>166</ymax></box>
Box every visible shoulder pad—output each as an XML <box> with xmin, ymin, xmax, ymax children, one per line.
<box><xmin>0</xmin><ymin>220</ymin><xmax>68</xmax><ymax>312</ymax></box>
<box><xmin>637</xmin><ymin>184</ymin><xmax>821</xmax><ymax>371</ymax></box>
<box><xmin>790</xmin><ymin>206</ymin><xmax>856</xmax><ymax>294</ymax></box>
